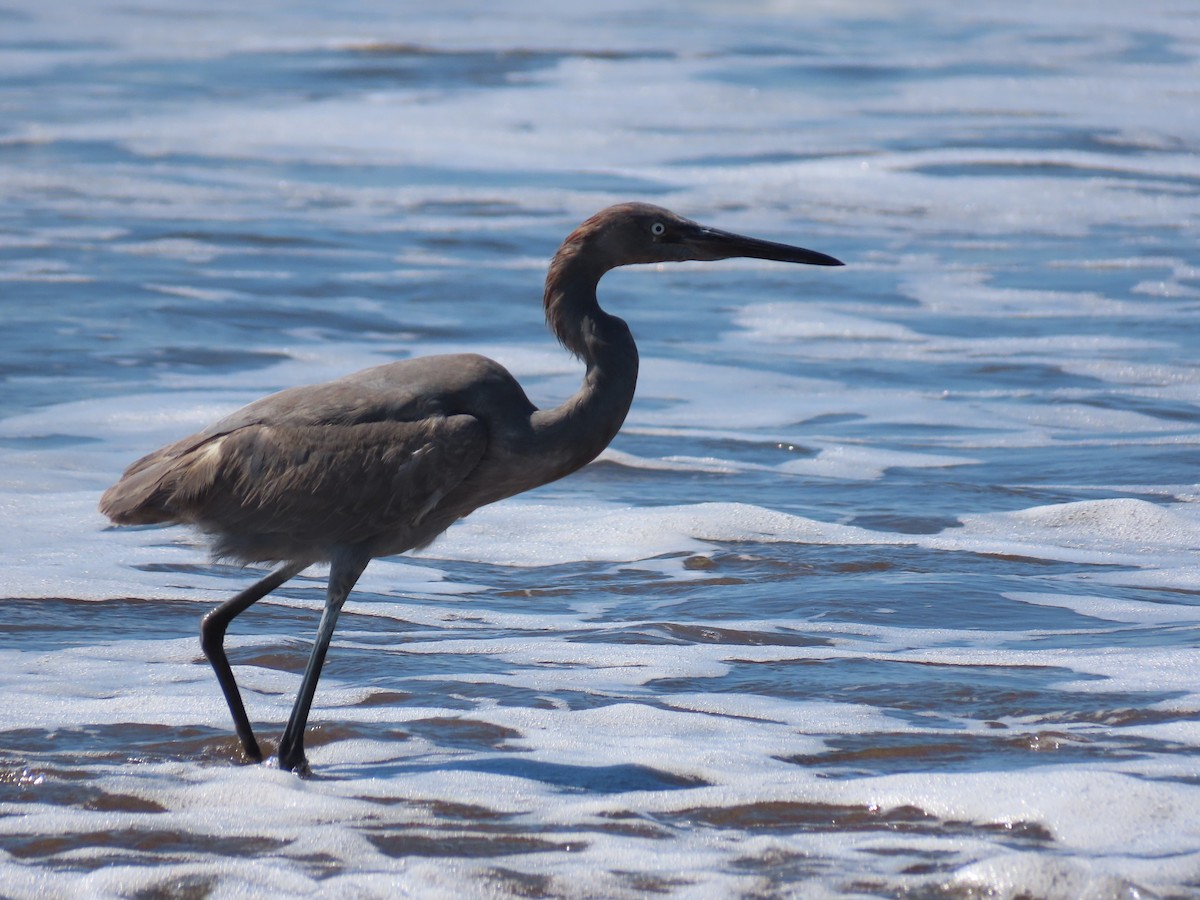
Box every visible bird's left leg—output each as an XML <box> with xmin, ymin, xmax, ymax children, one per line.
<box><xmin>277</xmin><ymin>548</ymin><xmax>369</xmax><ymax>774</ymax></box>
<box><xmin>201</xmin><ymin>561</ymin><xmax>308</xmax><ymax>761</ymax></box>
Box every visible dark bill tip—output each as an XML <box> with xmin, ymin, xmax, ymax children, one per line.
<box><xmin>692</xmin><ymin>226</ymin><xmax>845</xmax><ymax>267</ymax></box>
<box><xmin>790</xmin><ymin>247</ymin><xmax>844</xmax><ymax>267</ymax></box>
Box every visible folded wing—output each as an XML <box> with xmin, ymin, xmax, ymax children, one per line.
<box><xmin>101</xmin><ymin>414</ymin><xmax>486</xmax><ymax>562</ymax></box>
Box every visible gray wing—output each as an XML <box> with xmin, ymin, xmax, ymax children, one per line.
<box><xmin>103</xmin><ymin>414</ymin><xmax>486</xmax><ymax>562</ymax></box>
<box><xmin>99</xmin><ymin>353</ymin><xmax>536</xmax><ymax>560</ymax></box>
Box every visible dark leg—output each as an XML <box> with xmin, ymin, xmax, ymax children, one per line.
<box><xmin>277</xmin><ymin>550</ymin><xmax>369</xmax><ymax>774</ymax></box>
<box><xmin>201</xmin><ymin>561</ymin><xmax>307</xmax><ymax>761</ymax></box>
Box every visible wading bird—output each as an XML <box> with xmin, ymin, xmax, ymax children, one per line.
<box><xmin>100</xmin><ymin>203</ymin><xmax>842</xmax><ymax>773</ymax></box>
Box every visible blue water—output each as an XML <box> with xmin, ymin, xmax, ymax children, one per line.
<box><xmin>2</xmin><ymin>1</ymin><xmax>1200</xmax><ymax>896</ymax></box>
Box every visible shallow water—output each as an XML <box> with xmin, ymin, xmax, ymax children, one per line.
<box><xmin>2</xmin><ymin>0</ymin><xmax>1200</xmax><ymax>897</ymax></box>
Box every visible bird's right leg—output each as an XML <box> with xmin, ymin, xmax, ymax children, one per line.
<box><xmin>200</xmin><ymin>561</ymin><xmax>308</xmax><ymax>761</ymax></box>
<box><xmin>276</xmin><ymin>549</ymin><xmax>369</xmax><ymax>774</ymax></box>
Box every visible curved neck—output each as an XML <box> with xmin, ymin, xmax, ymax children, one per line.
<box><xmin>532</xmin><ymin>241</ymin><xmax>639</xmax><ymax>477</ymax></box>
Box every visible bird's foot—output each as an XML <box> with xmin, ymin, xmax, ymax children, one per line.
<box><xmin>273</xmin><ymin>754</ymin><xmax>312</xmax><ymax>777</ymax></box>
<box><xmin>239</xmin><ymin>739</ymin><xmax>264</xmax><ymax>765</ymax></box>
<box><xmin>275</xmin><ymin>739</ymin><xmax>311</xmax><ymax>776</ymax></box>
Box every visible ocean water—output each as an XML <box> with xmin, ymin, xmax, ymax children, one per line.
<box><xmin>2</xmin><ymin>0</ymin><xmax>1199</xmax><ymax>896</ymax></box>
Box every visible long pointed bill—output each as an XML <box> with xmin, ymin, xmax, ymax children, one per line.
<box><xmin>687</xmin><ymin>225</ymin><xmax>844</xmax><ymax>266</ymax></box>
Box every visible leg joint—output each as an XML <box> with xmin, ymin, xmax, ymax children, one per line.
<box><xmin>200</xmin><ymin>610</ymin><xmax>225</xmax><ymax>656</ymax></box>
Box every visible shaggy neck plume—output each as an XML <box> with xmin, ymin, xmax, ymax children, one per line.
<box><xmin>534</xmin><ymin>223</ymin><xmax>639</xmax><ymax>475</ymax></box>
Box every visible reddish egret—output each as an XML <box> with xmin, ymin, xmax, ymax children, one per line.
<box><xmin>100</xmin><ymin>202</ymin><xmax>843</xmax><ymax>773</ymax></box>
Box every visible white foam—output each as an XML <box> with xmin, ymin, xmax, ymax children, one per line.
<box><xmin>417</xmin><ymin>500</ymin><xmax>903</xmax><ymax>568</ymax></box>
<box><xmin>602</xmin><ymin>443</ymin><xmax>975</xmax><ymax>481</ymax></box>
<box><xmin>1009</xmin><ymin>592</ymin><xmax>1200</xmax><ymax>624</ymax></box>
<box><xmin>777</xmin><ymin>443</ymin><xmax>975</xmax><ymax>480</ymax></box>
<box><xmin>931</xmin><ymin>498</ymin><xmax>1200</xmax><ymax>567</ymax></box>
<box><xmin>733</xmin><ymin>303</ymin><xmax>925</xmax><ymax>343</ymax></box>
<box><xmin>903</xmin><ymin>269</ymin><xmax>1155</xmax><ymax>318</ymax></box>
<box><xmin>5</xmin><ymin>0</ymin><xmax>1200</xmax><ymax>895</ymax></box>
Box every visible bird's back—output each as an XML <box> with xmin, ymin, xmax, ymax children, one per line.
<box><xmin>100</xmin><ymin>353</ymin><xmax>535</xmax><ymax>562</ymax></box>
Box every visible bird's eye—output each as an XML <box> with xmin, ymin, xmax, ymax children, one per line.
<box><xmin>651</xmin><ymin>222</ymin><xmax>666</xmax><ymax>237</ymax></box>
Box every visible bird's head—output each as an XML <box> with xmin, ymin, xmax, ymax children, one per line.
<box><xmin>563</xmin><ymin>202</ymin><xmax>843</xmax><ymax>270</ymax></box>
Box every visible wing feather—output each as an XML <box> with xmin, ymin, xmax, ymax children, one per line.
<box><xmin>127</xmin><ymin>415</ymin><xmax>485</xmax><ymax>561</ymax></box>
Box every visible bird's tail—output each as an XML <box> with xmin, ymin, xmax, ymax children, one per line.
<box><xmin>99</xmin><ymin>454</ymin><xmax>179</xmax><ymax>525</ymax></box>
